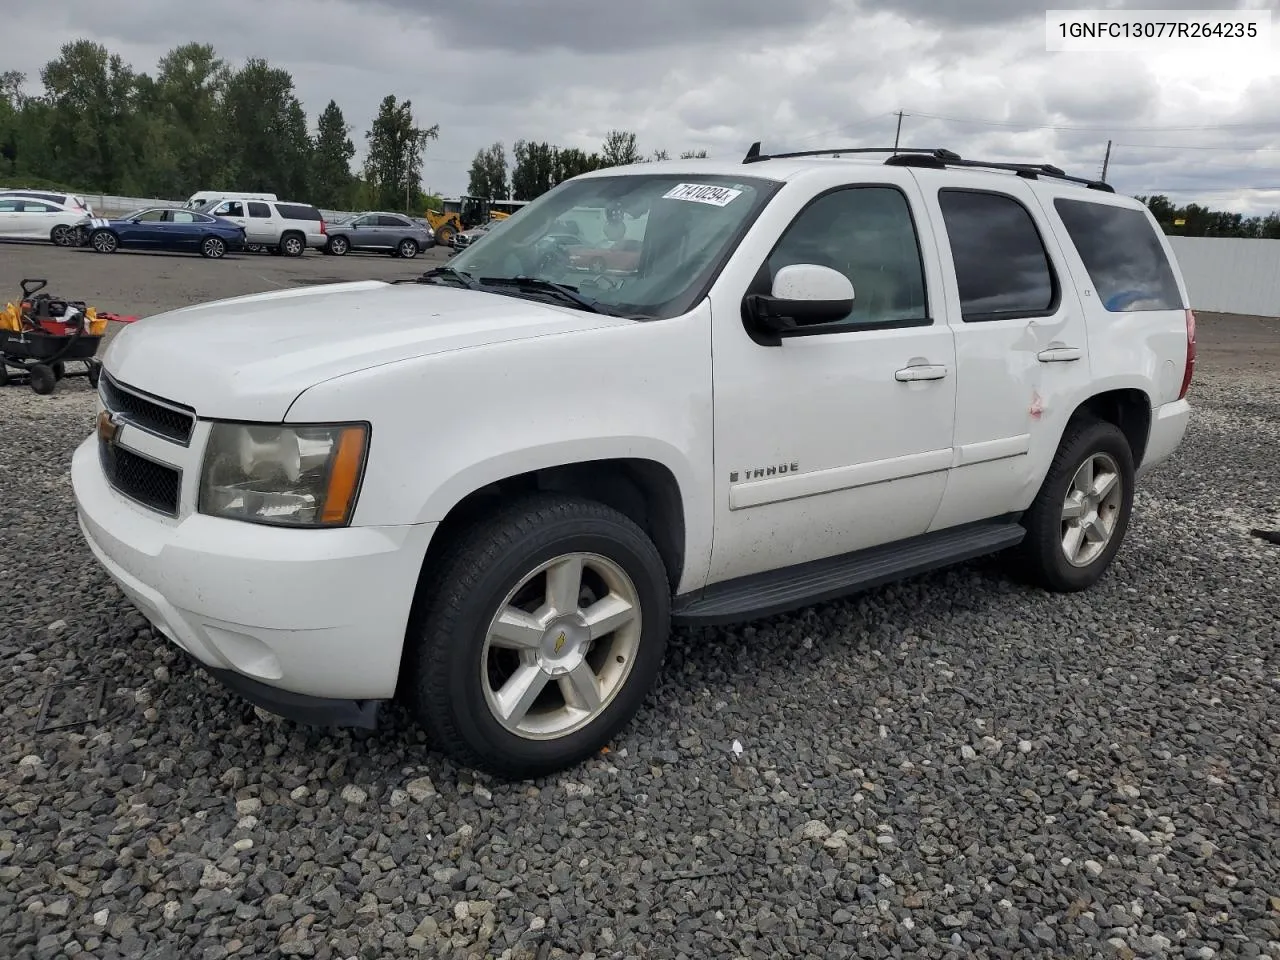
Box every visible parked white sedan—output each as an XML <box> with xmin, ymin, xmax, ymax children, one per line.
<box><xmin>0</xmin><ymin>194</ymin><xmax>90</xmax><ymax>246</ymax></box>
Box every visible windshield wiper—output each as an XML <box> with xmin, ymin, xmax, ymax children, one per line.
<box><xmin>408</xmin><ymin>265</ymin><xmax>483</xmax><ymax>290</ymax></box>
<box><xmin>477</xmin><ymin>275</ymin><xmax>618</xmax><ymax>315</ymax></box>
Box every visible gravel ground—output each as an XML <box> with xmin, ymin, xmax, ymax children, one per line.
<box><xmin>1</xmin><ymin>305</ymin><xmax>1278</xmax><ymax>959</ymax></box>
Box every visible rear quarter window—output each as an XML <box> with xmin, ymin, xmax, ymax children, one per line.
<box><xmin>1052</xmin><ymin>199</ymin><xmax>1183</xmax><ymax>312</ymax></box>
<box><xmin>275</xmin><ymin>204</ymin><xmax>321</xmax><ymax>221</ymax></box>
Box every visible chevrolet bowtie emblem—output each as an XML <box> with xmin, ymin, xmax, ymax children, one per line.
<box><xmin>554</xmin><ymin>631</ymin><xmax>567</xmax><ymax>654</ymax></box>
<box><xmin>97</xmin><ymin>409</ymin><xmax>122</xmax><ymax>445</ymax></box>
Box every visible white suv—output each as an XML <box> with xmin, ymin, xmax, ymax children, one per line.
<box><xmin>197</xmin><ymin>197</ymin><xmax>327</xmax><ymax>255</ymax></box>
<box><xmin>71</xmin><ymin>145</ymin><xmax>1195</xmax><ymax>779</ymax></box>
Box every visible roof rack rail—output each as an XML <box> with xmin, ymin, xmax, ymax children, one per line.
<box><xmin>743</xmin><ymin>140</ymin><xmax>1115</xmax><ymax>192</ymax></box>
<box><xmin>743</xmin><ymin>142</ymin><xmax>960</xmax><ymax>164</ymax></box>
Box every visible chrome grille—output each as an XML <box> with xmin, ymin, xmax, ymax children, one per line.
<box><xmin>99</xmin><ymin>372</ymin><xmax>196</xmax><ymax>446</ymax></box>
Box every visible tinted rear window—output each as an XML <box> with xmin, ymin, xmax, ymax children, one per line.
<box><xmin>1053</xmin><ymin>199</ymin><xmax>1183</xmax><ymax>312</ymax></box>
<box><xmin>275</xmin><ymin>203</ymin><xmax>321</xmax><ymax>221</ymax></box>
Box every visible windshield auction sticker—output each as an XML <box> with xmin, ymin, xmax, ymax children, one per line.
<box><xmin>661</xmin><ymin>183</ymin><xmax>743</xmax><ymax>207</ymax></box>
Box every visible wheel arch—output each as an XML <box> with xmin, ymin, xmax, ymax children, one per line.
<box><xmin>415</xmin><ymin>454</ymin><xmax>688</xmax><ymax>603</ymax></box>
<box><xmin>1066</xmin><ymin>386</ymin><xmax>1152</xmax><ymax>468</ymax></box>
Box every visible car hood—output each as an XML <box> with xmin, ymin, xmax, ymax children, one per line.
<box><xmin>101</xmin><ymin>280</ymin><xmax>631</xmax><ymax>421</ymax></box>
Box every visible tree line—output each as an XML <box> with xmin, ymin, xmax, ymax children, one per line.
<box><xmin>467</xmin><ymin>133</ymin><xmax>708</xmax><ymax>201</ymax></box>
<box><xmin>1137</xmin><ymin>195</ymin><xmax>1280</xmax><ymax>239</ymax></box>
<box><xmin>0</xmin><ymin>40</ymin><xmax>438</xmax><ymax>212</ymax></box>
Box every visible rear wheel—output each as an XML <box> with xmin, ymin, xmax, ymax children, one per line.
<box><xmin>1012</xmin><ymin>417</ymin><xmax>1135</xmax><ymax>592</ymax></box>
<box><xmin>90</xmin><ymin>230</ymin><xmax>118</xmax><ymax>254</ymax></box>
<box><xmin>397</xmin><ymin>238</ymin><xmax>419</xmax><ymax>259</ymax></box>
<box><xmin>434</xmin><ymin>224</ymin><xmax>456</xmax><ymax>248</ymax></box>
<box><xmin>402</xmin><ymin>493</ymin><xmax>671</xmax><ymax>779</ymax></box>
<box><xmin>200</xmin><ymin>236</ymin><xmax>227</xmax><ymax>259</ymax></box>
<box><xmin>281</xmin><ymin>233</ymin><xmax>305</xmax><ymax>257</ymax></box>
<box><xmin>51</xmin><ymin>361</ymin><xmax>66</xmax><ymax>381</ymax></box>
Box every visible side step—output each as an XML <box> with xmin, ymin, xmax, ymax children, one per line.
<box><xmin>672</xmin><ymin>520</ymin><xmax>1025</xmax><ymax>627</ymax></box>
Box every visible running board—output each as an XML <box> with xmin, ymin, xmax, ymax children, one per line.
<box><xmin>672</xmin><ymin>520</ymin><xmax>1025</xmax><ymax>626</ymax></box>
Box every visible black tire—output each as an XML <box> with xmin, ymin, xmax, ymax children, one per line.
<box><xmin>0</xmin><ymin>364</ymin><xmax>8</xmax><ymax>387</ymax></box>
<box><xmin>1012</xmin><ymin>416</ymin><xmax>1135</xmax><ymax>592</ymax></box>
<box><xmin>200</xmin><ymin>236</ymin><xmax>227</xmax><ymax>259</ymax></box>
<box><xmin>281</xmin><ymin>233</ymin><xmax>305</xmax><ymax>257</ymax></box>
<box><xmin>327</xmin><ymin>236</ymin><xmax>349</xmax><ymax>256</ymax></box>
<box><xmin>29</xmin><ymin>364</ymin><xmax>56</xmax><ymax>395</ymax></box>
<box><xmin>86</xmin><ymin>360</ymin><xmax>101</xmax><ymax>388</ymax></box>
<box><xmin>90</xmin><ymin>229</ymin><xmax>118</xmax><ymax>254</ymax></box>
<box><xmin>50</xmin><ymin>224</ymin><xmax>75</xmax><ymax>247</ymax></box>
<box><xmin>402</xmin><ymin>492</ymin><xmax>671</xmax><ymax>779</ymax></box>
<box><xmin>51</xmin><ymin>361</ymin><xmax>65</xmax><ymax>381</ymax></box>
<box><xmin>435</xmin><ymin>224</ymin><xmax>455</xmax><ymax>248</ymax></box>
<box><xmin>397</xmin><ymin>238</ymin><xmax>418</xmax><ymax>259</ymax></box>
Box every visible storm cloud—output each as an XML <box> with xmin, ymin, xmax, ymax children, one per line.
<box><xmin>1</xmin><ymin>0</ymin><xmax>1277</xmax><ymax>212</ymax></box>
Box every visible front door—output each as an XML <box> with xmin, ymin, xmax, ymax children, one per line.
<box><xmin>706</xmin><ymin>174</ymin><xmax>958</xmax><ymax>585</ymax></box>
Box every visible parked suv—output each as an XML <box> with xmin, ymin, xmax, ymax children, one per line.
<box><xmin>196</xmin><ymin>197</ymin><xmax>326</xmax><ymax>256</ymax></box>
<box><xmin>323</xmin><ymin>211</ymin><xmax>434</xmax><ymax>258</ymax></box>
<box><xmin>72</xmin><ymin>146</ymin><xmax>1195</xmax><ymax>779</ymax></box>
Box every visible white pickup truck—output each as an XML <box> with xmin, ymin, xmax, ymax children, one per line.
<box><xmin>72</xmin><ymin>145</ymin><xmax>1195</xmax><ymax>778</ymax></box>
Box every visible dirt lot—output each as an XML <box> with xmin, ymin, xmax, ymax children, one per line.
<box><xmin>2</xmin><ymin>240</ymin><xmax>1279</xmax><ymax>959</ymax></box>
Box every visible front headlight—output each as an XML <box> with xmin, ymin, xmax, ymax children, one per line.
<box><xmin>199</xmin><ymin>422</ymin><xmax>369</xmax><ymax>527</ymax></box>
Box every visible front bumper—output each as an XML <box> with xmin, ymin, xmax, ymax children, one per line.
<box><xmin>71</xmin><ymin>434</ymin><xmax>437</xmax><ymax>719</ymax></box>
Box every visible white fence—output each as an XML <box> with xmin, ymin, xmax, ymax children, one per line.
<box><xmin>1167</xmin><ymin>236</ymin><xmax>1280</xmax><ymax>318</ymax></box>
<box><xmin>81</xmin><ymin>192</ymin><xmax>361</xmax><ymax>223</ymax></box>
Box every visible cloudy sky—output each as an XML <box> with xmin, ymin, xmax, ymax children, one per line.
<box><xmin>4</xmin><ymin>0</ymin><xmax>1279</xmax><ymax>214</ymax></box>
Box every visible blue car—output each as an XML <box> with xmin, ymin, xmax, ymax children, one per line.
<box><xmin>79</xmin><ymin>207</ymin><xmax>247</xmax><ymax>259</ymax></box>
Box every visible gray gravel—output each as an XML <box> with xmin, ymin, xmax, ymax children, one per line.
<box><xmin>2</xmin><ymin>337</ymin><xmax>1279</xmax><ymax>959</ymax></box>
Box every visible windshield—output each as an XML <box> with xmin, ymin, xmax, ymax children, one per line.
<box><xmin>446</xmin><ymin>173</ymin><xmax>780</xmax><ymax>319</ymax></box>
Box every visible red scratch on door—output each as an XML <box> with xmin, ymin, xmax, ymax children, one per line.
<box><xmin>1029</xmin><ymin>391</ymin><xmax>1044</xmax><ymax>420</ymax></box>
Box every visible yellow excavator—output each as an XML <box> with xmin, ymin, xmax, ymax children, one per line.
<box><xmin>426</xmin><ymin>196</ymin><xmax>528</xmax><ymax>247</ymax></box>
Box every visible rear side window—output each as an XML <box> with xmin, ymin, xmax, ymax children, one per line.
<box><xmin>938</xmin><ymin>189</ymin><xmax>1058</xmax><ymax>322</ymax></box>
<box><xmin>247</xmin><ymin>202</ymin><xmax>271</xmax><ymax>218</ymax></box>
<box><xmin>275</xmin><ymin>204</ymin><xmax>321</xmax><ymax>221</ymax></box>
<box><xmin>1053</xmin><ymin>199</ymin><xmax>1183</xmax><ymax>312</ymax></box>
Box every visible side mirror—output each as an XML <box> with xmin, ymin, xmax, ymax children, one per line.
<box><xmin>743</xmin><ymin>263</ymin><xmax>855</xmax><ymax>342</ymax></box>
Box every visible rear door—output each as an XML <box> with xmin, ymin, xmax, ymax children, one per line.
<box><xmin>916</xmin><ymin>174</ymin><xmax>1094</xmax><ymax>530</ymax></box>
<box><xmin>1034</xmin><ymin>190</ymin><xmax>1190</xmax><ymax>408</ymax></box>
<box><xmin>245</xmin><ymin>201</ymin><xmax>276</xmax><ymax>244</ymax></box>
<box><xmin>162</xmin><ymin>209</ymin><xmax>202</xmax><ymax>249</ymax></box>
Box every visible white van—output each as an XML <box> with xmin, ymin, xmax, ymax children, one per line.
<box><xmin>184</xmin><ymin>190</ymin><xmax>278</xmax><ymax>210</ymax></box>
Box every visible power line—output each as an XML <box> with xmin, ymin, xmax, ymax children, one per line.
<box><xmin>1114</xmin><ymin>142</ymin><xmax>1280</xmax><ymax>152</ymax></box>
<box><xmin>902</xmin><ymin>110</ymin><xmax>1280</xmax><ymax>133</ymax></box>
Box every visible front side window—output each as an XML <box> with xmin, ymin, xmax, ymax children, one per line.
<box><xmin>215</xmin><ymin>201</ymin><xmax>245</xmax><ymax>217</ymax></box>
<box><xmin>447</xmin><ymin>174</ymin><xmax>780</xmax><ymax>320</ymax></box>
<box><xmin>938</xmin><ymin>189</ymin><xmax>1057</xmax><ymax>321</ymax></box>
<box><xmin>135</xmin><ymin>209</ymin><xmax>166</xmax><ymax>222</ymax></box>
<box><xmin>1053</xmin><ymin>198</ymin><xmax>1183</xmax><ymax>311</ymax></box>
<box><xmin>760</xmin><ymin>185</ymin><xmax>929</xmax><ymax>330</ymax></box>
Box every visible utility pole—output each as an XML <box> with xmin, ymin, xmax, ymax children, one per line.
<box><xmin>893</xmin><ymin>111</ymin><xmax>903</xmax><ymax>153</ymax></box>
<box><xmin>1100</xmin><ymin>139</ymin><xmax>1112</xmax><ymax>182</ymax></box>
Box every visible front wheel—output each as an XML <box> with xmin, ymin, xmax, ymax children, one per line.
<box><xmin>1012</xmin><ymin>417</ymin><xmax>1135</xmax><ymax>592</ymax></box>
<box><xmin>90</xmin><ymin>230</ymin><xmax>118</xmax><ymax>254</ymax></box>
<box><xmin>326</xmin><ymin>236</ymin><xmax>349</xmax><ymax>256</ymax></box>
<box><xmin>434</xmin><ymin>224</ymin><xmax>455</xmax><ymax>248</ymax></box>
<box><xmin>402</xmin><ymin>493</ymin><xmax>671</xmax><ymax>779</ymax></box>
<box><xmin>50</xmin><ymin>225</ymin><xmax>76</xmax><ymax>247</ymax></box>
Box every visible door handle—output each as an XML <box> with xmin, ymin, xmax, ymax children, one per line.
<box><xmin>1037</xmin><ymin>345</ymin><xmax>1082</xmax><ymax>363</ymax></box>
<box><xmin>895</xmin><ymin>364</ymin><xmax>948</xmax><ymax>382</ymax></box>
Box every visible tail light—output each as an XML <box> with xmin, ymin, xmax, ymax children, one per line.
<box><xmin>1178</xmin><ymin>307</ymin><xmax>1196</xmax><ymax>400</ymax></box>
<box><xmin>320</xmin><ymin>219</ymin><xmax>327</xmax><ymax>235</ymax></box>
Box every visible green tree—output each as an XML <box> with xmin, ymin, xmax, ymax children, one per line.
<box><xmin>600</xmin><ymin>129</ymin><xmax>640</xmax><ymax>166</ymax></box>
<box><xmin>467</xmin><ymin>141</ymin><xmax>508</xmax><ymax>199</ymax></box>
<box><xmin>511</xmin><ymin>139</ymin><xmax>558</xmax><ymax>200</ymax></box>
<box><xmin>310</xmin><ymin>99</ymin><xmax>355</xmax><ymax>209</ymax></box>
<box><xmin>363</xmin><ymin>94</ymin><xmax>439</xmax><ymax>212</ymax></box>
<box><xmin>551</xmin><ymin>146</ymin><xmax>602</xmax><ymax>186</ymax></box>
<box><xmin>150</xmin><ymin>43</ymin><xmax>228</xmax><ymax>193</ymax></box>
<box><xmin>39</xmin><ymin>40</ymin><xmax>141</xmax><ymax>192</ymax></box>
<box><xmin>218</xmin><ymin>58</ymin><xmax>312</xmax><ymax>196</ymax></box>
